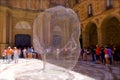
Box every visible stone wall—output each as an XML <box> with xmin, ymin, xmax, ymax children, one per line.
<box><xmin>0</xmin><ymin>5</ymin><xmax>37</xmax><ymax>55</ymax></box>
<box><xmin>73</xmin><ymin>0</ymin><xmax>120</xmax><ymax>47</ymax></box>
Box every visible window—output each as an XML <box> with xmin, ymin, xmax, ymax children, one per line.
<box><xmin>88</xmin><ymin>4</ymin><xmax>93</xmax><ymax>17</ymax></box>
<box><xmin>106</xmin><ymin>0</ymin><xmax>112</xmax><ymax>9</ymax></box>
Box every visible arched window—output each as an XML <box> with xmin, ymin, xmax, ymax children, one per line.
<box><xmin>88</xmin><ymin>4</ymin><xmax>92</xmax><ymax>17</ymax></box>
<box><xmin>106</xmin><ymin>0</ymin><xmax>112</xmax><ymax>9</ymax></box>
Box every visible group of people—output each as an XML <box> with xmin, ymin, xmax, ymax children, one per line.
<box><xmin>1</xmin><ymin>46</ymin><xmax>21</xmax><ymax>63</ymax></box>
<box><xmin>1</xmin><ymin>46</ymin><xmax>35</xmax><ymax>63</ymax></box>
<box><xmin>1</xmin><ymin>44</ymin><xmax>120</xmax><ymax>67</ymax></box>
<box><xmin>80</xmin><ymin>45</ymin><xmax>120</xmax><ymax>67</ymax></box>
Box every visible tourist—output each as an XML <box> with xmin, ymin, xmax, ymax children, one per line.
<box><xmin>83</xmin><ymin>47</ymin><xmax>87</xmax><ymax>61</ymax></box>
<box><xmin>56</xmin><ymin>48</ymin><xmax>60</xmax><ymax>60</ymax></box>
<box><xmin>7</xmin><ymin>46</ymin><xmax>13</xmax><ymax>63</ymax></box>
<box><xmin>17</xmin><ymin>48</ymin><xmax>21</xmax><ymax>58</ymax></box>
<box><xmin>104</xmin><ymin>47</ymin><xmax>110</xmax><ymax>70</ymax></box>
<box><xmin>80</xmin><ymin>48</ymin><xmax>84</xmax><ymax>60</ymax></box>
<box><xmin>108</xmin><ymin>47</ymin><xmax>113</xmax><ymax>65</ymax></box>
<box><xmin>13</xmin><ymin>47</ymin><xmax>19</xmax><ymax>63</ymax></box>
<box><xmin>86</xmin><ymin>47</ymin><xmax>90</xmax><ymax>61</ymax></box>
<box><xmin>95</xmin><ymin>45</ymin><xmax>101</xmax><ymax>64</ymax></box>
<box><xmin>28</xmin><ymin>46</ymin><xmax>34</xmax><ymax>58</ymax></box>
<box><xmin>113</xmin><ymin>47</ymin><xmax>119</xmax><ymax>66</ymax></box>
<box><xmin>91</xmin><ymin>46</ymin><xmax>96</xmax><ymax>62</ymax></box>
<box><xmin>1</xmin><ymin>48</ymin><xmax>7</xmax><ymax>62</ymax></box>
<box><xmin>100</xmin><ymin>46</ymin><xmax>106</xmax><ymax>64</ymax></box>
<box><xmin>23</xmin><ymin>47</ymin><xmax>27</xmax><ymax>58</ymax></box>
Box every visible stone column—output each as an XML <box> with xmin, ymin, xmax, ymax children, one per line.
<box><xmin>82</xmin><ymin>26</ymin><xmax>87</xmax><ymax>48</ymax></box>
<box><xmin>9</xmin><ymin>14</ymin><xmax>13</xmax><ymax>46</ymax></box>
<box><xmin>0</xmin><ymin>6</ymin><xmax>9</xmax><ymax>56</ymax></box>
<box><xmin>97</xmin><ymin>24</ymin><xmax>102</xmax><ymax>46</ymax></box>
<box><xmin>1</xmin><ymin>11</ymin><xmax>7</xmax><ymax>43</ymax></box>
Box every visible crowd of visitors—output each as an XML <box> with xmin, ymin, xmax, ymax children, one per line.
<box><xmin>0</xmin><ymin>46</ymin><xmax>39</xmax><ymax>63</ymax></box>
<box><xmin>1</xmin><ymin>44</ymin><xmax>120</xmax><ymax>68</ymax></box>
<box><xmin>80</xmin><ymin>45</ymin><xmax>120</xmax><ymax>67</ymax></box>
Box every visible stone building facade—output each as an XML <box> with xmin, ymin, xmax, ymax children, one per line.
<box><xmin>0</xmin><ymin>0</ymin><xmax>120</xmax><ymax>55</ymax></box>
<box><xmin>73</xmin><ymin>0</ymin><xmax>120</xmax><ymax>48</ymax></box>
<box><xmin>0</xmin><ymin>0</ymin><xmax>76</xmax><ymax>54</ymax></box>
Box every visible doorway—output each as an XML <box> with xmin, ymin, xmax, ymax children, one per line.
<box><xmin>52</xmin><ymin>35</ymin><xmax>62</xmax><ymax>48</ymax></box>
<box><xmin>15</xmin><ymin>34</ymin><xmax>31</xmax><ymax>49</ymax></box>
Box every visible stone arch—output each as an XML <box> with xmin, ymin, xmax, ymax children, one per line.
<box><xmin>85</xmin><ymin>22</ymin><xmax>98</xmax><ymax>47</ymax></box>
<box><xmin>101</xmin><ymin>16</ymin><xmax>120</xmax><ymax>46</ymax></box>
<box><xmin>14</xmin><ymin>21</ymin><xmax>32</xmax><ymax>48</ymax></box>
<box><xmin>15</xmin><ymin>21</ymin><xmax>31</xmax><ymax>29</ymax></box>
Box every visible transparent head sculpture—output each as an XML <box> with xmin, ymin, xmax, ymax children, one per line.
<box><xmin>33</xmin><ymin>6</ymin><xmax>81</xmax><ymax>70</ymax></box>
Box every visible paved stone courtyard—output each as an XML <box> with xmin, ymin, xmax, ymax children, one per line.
<box><xmin>73</xmin><ymin>61</ymin><xmax>120</xmax><ymax>80</ymax></box>
<box><xmin>0</xmin><ymin>59</ymin><xmax>120</xmax><ymax>80</ymax></box>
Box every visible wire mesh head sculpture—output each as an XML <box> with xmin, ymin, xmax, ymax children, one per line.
<box><xmin>33</xmin><ymin>6</ymin><xmax>81</xmax><ymax>70</ymax></box>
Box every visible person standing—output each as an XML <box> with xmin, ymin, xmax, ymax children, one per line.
<box><xmin>28</xmin><ymin>46</ymin><xmax>34</xmax><ymax>58</ymax></box>
<box><xmin>7</xmin><ymin>46</ymin><xmax>13</xmax><ymax>63</ymax></box>
<box><xmin>1</xmin><ymin>48</ymin><xmax>7</xmax><ymax>62</ymax></box>
<box><xmin>83</xmin><ymin>47</ymin><xmax>87</xmax><ymax>61</ymax></box>
<box><xmin>108</xmin><ymin>47</ymin><xmax>112</xmax><ymax>65</ymax></box>
<box><xmin>13</xmin><ymin>47</ymin><xmax>19</xmax><ymax>63</ymax></box>
<box><xmin>56</xmin><ymin>48</ymin><xmax>60</xmax><ymax>60</ymax></box>
<box><xmin>23</xmin><ymin>47</ymin><xmax>27</xmax><ymax>58</ymax></box>
<box><xmin>91</xmin><ymin>46</ymin><xmax>96</xmax><ymax>62</ymax></box>
<box><xmin>104</xmin><ymin>47</ymin><xmax>110</xmax><ymax>70</ymax></box>
<box><xmin>113</xmin><ymin>47</ymin><xmax>119</xmax><ymax>66</ymax></box>
<box><xmin>80</xmin><ymin>48</ymin><xmax>84</xmax><ymax>60</ymax></box>
<box><xmin>95</xmin><ymin>45</ymin><xmax>101</xmax><ymax>64</ymax></box>
<box><xmin>101</xmin><ymin>46</ymin><xmax>106</xmax><ymax>64</ymax></box>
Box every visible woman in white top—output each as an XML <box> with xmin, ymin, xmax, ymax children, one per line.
<box><xmin>23</xmin><ymin>48</ymin><xmax>27</xmax><ymax>58</ymax></box>
<box><xmin>13</xmin><ymin>47</ymin><xmax>19</xmax><ymax>63</ymax></box>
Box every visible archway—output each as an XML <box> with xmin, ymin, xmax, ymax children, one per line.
<box><xmin>14</xmin><ymin>21</ymin><xmax>32</xmax><ymax>49</ymax></box>
<box><xmin>85</xmin><ymin>23</ymin><xmax>98</xmax><ymax>47</ymax></box>
<box><xmin>101</xmin><ymin>17</ymin><xmax>120</xmax><ymax>46</ymax></box>
<box><xmin>15</xmin><ymin>21</ymin><xmax>31</xmax><ymax>29</ymax></box>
